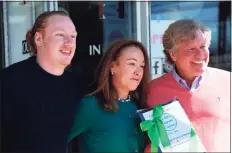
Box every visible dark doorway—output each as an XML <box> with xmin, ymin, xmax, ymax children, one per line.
<box><xmin>70</xmin><ymin>2</ymin><xmax>104</xmax><ymax>94</ymax></box>
<box><xmin>59</xmin><ymin>1</ymin><xmax>135</xmax><ymax>95</ymax></box>
<box><xmin>64</xmin><ymin>2</ymin><xmax>104</xmax><ymax>94</ymax></box>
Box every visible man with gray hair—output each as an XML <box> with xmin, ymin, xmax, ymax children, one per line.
<box><xmin>145</xmin><ymin>19</ymin><xmax>230</xmax><ymax>152</ymax></box>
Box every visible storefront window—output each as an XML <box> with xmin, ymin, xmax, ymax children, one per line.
<box><xmin>6</xmin><ymin>1</ymin><xmax>33</xmax><ymax>64</ymax></box>
<box><xmin>58</xmin><ymin>1</ymin><xmax>136</xmax><ymax>94</ymax></box>
<box><xmin>149</xmin><ymin>1</ymin><xmax>231</xmax><ymax>79</ymax></box>
<box><xmin>3</xmin><ymin>1</ymin><xmax>51</xmax><ymax>66</ymax></box>
<box><xmin>34</xmin><ymin>2</ymin><xmax>46</xmax><ymax>18</ymax></box>
<box><xmin>103</xmin><ymin>2</ymin><xmax>135</xmax><ymax>50</ymax></box>
<box><xmin>0</xmin><ymin>1</ymin><xmax>4</xmax><ymax>68</ymax></box>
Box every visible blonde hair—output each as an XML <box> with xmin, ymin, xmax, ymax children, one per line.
<box><xmin>162</xmin><ymin>19</ymin><xmax>211</xmax><ymax>63</ymax></box>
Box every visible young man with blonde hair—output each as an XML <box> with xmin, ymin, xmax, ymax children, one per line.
<box><xmin>1</xmin><ymin>11</ymin><xmax>84</xmax><ymax>153</ymax></box>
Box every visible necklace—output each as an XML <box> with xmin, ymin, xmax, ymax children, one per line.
<box><xmin>114</xmin><ymin>95</ymin><xmax>131</xmax><ymax>102</ymax></box>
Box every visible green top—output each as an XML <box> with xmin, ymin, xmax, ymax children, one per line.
<box><xmin>68</xmin><ymin>96</ymin><xmax>145</xmax><ymax>153</ymax></box>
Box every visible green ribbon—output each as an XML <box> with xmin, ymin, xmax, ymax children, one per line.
<box><xmin>140</xmin><ymin>105</ymin><xmax>171</xmax><ymax>152</ymax></box>
<box><xmin>191</xmin><ymin>128</ymin><xmax>196</xmax><ymax>137</ymax></box>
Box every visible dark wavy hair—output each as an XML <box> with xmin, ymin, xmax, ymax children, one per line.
<box><xmin>88</xmin><ymin>40</ymin><xmax>151</xmax><ymax>112</ymax></box>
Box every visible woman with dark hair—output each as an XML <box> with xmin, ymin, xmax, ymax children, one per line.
<box><xmin>68</xmin><ymin>40</ymin><xmax>151</xmax><ymax>152</ymax></box>
<box><xmin>1</xmin><ymin>11</ymin><xmax>83</xmax><ymax>152</ymax></box>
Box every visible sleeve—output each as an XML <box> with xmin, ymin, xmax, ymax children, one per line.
<box><xmin>1</xmin><ymin>69</ymin><xmax>18</xmax><ymax>151</ymax></box>
<box><xmin>68</xmin><ymin>96</ymin><xmax>95</xmax><ymax>141</ymax></box>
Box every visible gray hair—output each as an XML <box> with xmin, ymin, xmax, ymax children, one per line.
<box><xmin>162</xmin><ymin>19</ymin><xmax>211</xmax><ymax>64</ymax></box>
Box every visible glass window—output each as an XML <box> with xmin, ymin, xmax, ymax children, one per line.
<box><xmin>3</xmin><ymin>1</ymin><xmax>48</xmax><ymax>66</ymax></box>
<box><xmin>103</xmin><ymin>2</ymin><xmax>135</xmax><ymax>50</ymax></box>
<box><xmin>149</xmin><ymin>1</ymin><xmax>231</xmax><ymax>79</ymax></box>
<box><xmin>6</xmin><ymin>2</ymin><xmax>33</xmax><ymax>64</ymax></box>
<box><xmin>222</xmin><ymin>15</ymin><xmax>231</xmax><ymax>71</ymax></box>
<box><xmin>0</xmin><ymin>1</ymin><xmax>4</xmax><ymax>68</ymax></box>
<box><xmin>34</xmin><ymin>2</ymin><xmax>45</xmax><ymax>18</ymax></box>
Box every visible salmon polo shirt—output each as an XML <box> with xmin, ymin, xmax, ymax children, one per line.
<box><xmin>145</xmin><ymin>67</ymin><xmax>230</xmax><ymax>152</ymax></box>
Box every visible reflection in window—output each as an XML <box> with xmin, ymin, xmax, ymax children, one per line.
<box><xmin>7</xmin><ymin>2</ymin><xmax>33</xmax><ymax>64</ymax></box>
<box><xmin>218</xmin><ymin>15</ymin><xmax>231</xmax><ymax>71</ymax></box>
<box><xmin>103</xmin><ymin>2</ymin><xmax>134</xmax><ymax>50</ymax></box>
<box><xmin>34</xmin><ymin>2</ymin><xmax>45</xmax><ymax>18</ymax></box>
<box><xmin>150</xmin><ymin>1</ymin><xmax>230</xmax><ymax>78</ymax></box>
<box><xmin>225</xmin><ymin>16</ymin><xmax>231</xmax><ymax>54</ymax></box>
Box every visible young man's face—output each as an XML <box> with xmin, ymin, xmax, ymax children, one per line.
<box><xmin>170</xmin><ymin>29</ymin><xmax>210</xmax><ymax>80</ymax></box>
<box><xmin>36</xmin><ymin>15</ymin><xmax>77</xmax><ymax>69</ymax></box>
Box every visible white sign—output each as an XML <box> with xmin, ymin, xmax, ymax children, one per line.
<box><xmin>150</xmin><ymin>20</ymin><xmax>176</xmax><ymax>59</ymax></box>
<box><xmin>151</xmin><ymin>58</ymin><xmax>163</xmax><ymax>79</ymax></box>
<box><xmin>89</xmin><ymin>44</ymin><xmax>101</xmax><ymax>56</ymax></box>
<box><xmin>150</xmin><ymin>20</ymin><xmax>176</xmax><ymax>79</ymax></box>
<box><xmin>151</xmin><ymin>57</ymin><xmax>174</xmax><ymax>80</ymax></box>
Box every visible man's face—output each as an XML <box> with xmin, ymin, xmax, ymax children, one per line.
<box><xmin>170</xmin><ymin>29</ymin><xmax>210</xmax><ymax>80</ymax></box>
<box><xmin>36</xmin><ymin>15</ymin><xmax>77</xmax><ymax>69</ymax></box>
